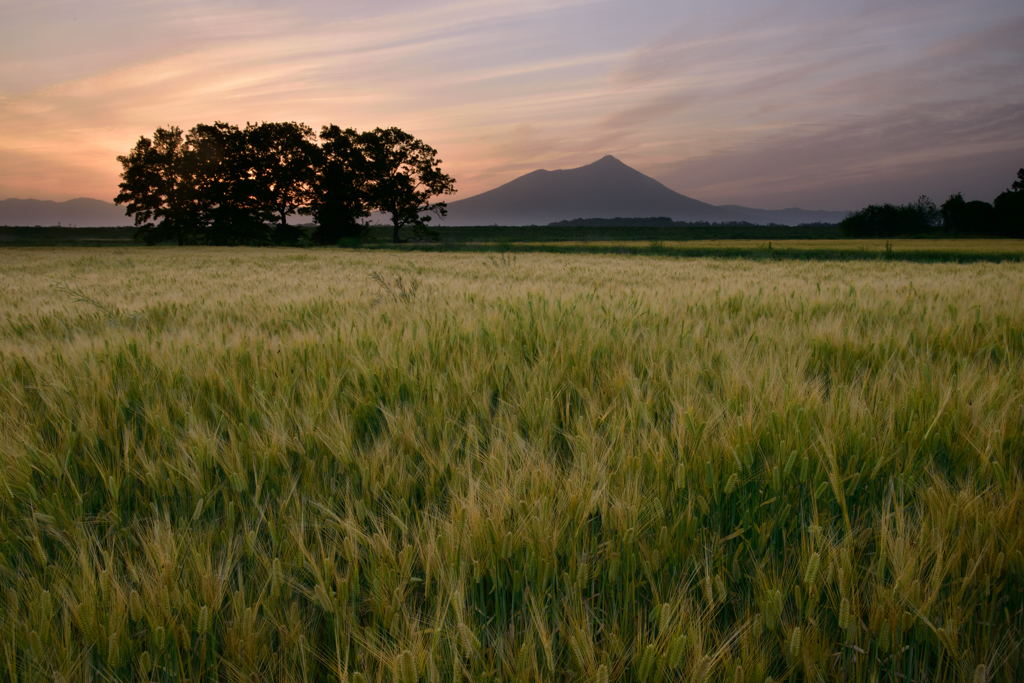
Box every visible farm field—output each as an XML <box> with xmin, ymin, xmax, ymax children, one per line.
<box><xmin>505</xmin><ymin>238</ymin><xmax>1024</xmax><ymax>253</ymax></box>
<box><xmin>1</xmin><ymin>247</ymin><xmax>1022</xmax><ymax>680</ymax></box>
<box><xmin>372</xmin><ymin>238</ymin><xmax>1024</xmax><ymax>264</ymax></box>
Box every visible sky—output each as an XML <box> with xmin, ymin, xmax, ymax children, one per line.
<box><xmin>1</xmin><ymin>0</ymin><xmax>1022</xmax><ymax>210</ymax></box>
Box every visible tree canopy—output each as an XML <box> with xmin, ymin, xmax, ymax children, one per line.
<box><xmin>116</xmin><ymin>122</ymin><xmax>455</xmax><ymax>244</ymax></box>
<box><xmin>993</xmin><ymin>168</ymin><xmax>1024</xmax><ymax>236</ymax></box>
<box><xmin>310</xmin><ymin>126</ymin><xmax>371</xmax><ymax>244</ymax></box>
<box><xmin>114</xmin><ymin>126</ymin><xmax>197</xmax><ymax>245</ymax></box>
<box><xmin>1011</xmin><ymin>168</ymin><xmax>1024</xmax><ymax>193</ymax></box>
<box><xmin>359</xmin><ymin>127</ymin><xmax>456</xmax><ymax>243</ymax></box>
<box><xmin>840</xmin><ymin>195</ymin><xmax>939</xmax><ymax>238</ymax></box>
<box><xmin>940</xmin><ymin>193</ymin><xmax>997</xmax><ymax>237</ymax></box>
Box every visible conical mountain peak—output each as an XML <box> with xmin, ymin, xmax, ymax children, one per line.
<box><xmin>444</xmin><ymin>156</ymin><xmax>724</xmax><ymax>225</ymax></box>
<box><xmin>584</xmin><ymin>154</ymin><xmax>630</xmax><ymax>170</ymax></box>
<box><xmin>440</xmin><ymin>156</ymin><xmax>849</xmax><ymax>226</ymax></box>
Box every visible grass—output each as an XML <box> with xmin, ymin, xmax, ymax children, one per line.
<box><xmin>1</xmin><ymin>247</ymin><xmax>1022</xmax><ymax>680</ymax></box>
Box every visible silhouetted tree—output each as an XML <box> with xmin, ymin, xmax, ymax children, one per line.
<box><xmin>187</xmin><ymin>122</ymin><xmax>269</xmax><ymax>244</ymax></box>
<box><xmin>360</xmin><ymin>127</ymin><xmax>456</xmax><ymax>243</ymax></box>
<box><xmin>116</xmin><ymin>121</ymin><xmax>456</xmax><ymax>245</ymax></box>
<box><xmin>912</xmin><ymin>195</ymin><xmax>941</xmax><ymax>230</ymax></box>
<box><xmin>993</xmin><ymin>169</ymin><xmax>1024</xmax><ymax>237</ymax></box>
<box><xmin>840</xmin><ymin>196</ymin><xmax>940</xmax><ymax>237</ymax></box>
<box><xmin>310</xmin><ymin>126</ymin><xmax>370</xmax><ymax>244</ymax></box>
<box><xmin>941</xmin><ymin>193</ymin><xmax>996</xmax><ymax>236</ymax></box>
<box><xmin>115</xmin><ymin>127</ymin><xmax>200</xmax><ymax>245</ymax></box>
<box><xmin>245</xmin><ymin>122</ymin><xmax>318</xmax><ymax>244</ymax></box>
<box><xmin>941</xmin><ymin>193</ymin><xmax>966</xmax><ymax>233</ymax></box>
<box><xmin>1012</xmin><ymin>168</ymin><xmax>1024</xmax><ymax>192</ymax></box>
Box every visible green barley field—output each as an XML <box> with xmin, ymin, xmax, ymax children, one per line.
<box><xmin>1</xmin><ymin>247</ymin><xmax>1022</xmax><ymax>680</ymax></box>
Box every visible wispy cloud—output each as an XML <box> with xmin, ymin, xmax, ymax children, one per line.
<box><xmin>1</xmin><ymin>0</ymin><xmax>1020</xmax><ymax>206</ymax></box>
<box><xmin>649</xmin><ymin>101</ymin><xmax>1024</xmax><ymax>208</ymax></box>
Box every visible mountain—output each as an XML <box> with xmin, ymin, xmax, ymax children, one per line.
<box><xmin>443</xmin><ymin>156</ymin><xmax>847</xmax><ymax>226</ymax></box>
<box><xmin>0</xmin><ymin>198</ymin><xmax>131</xmax><ymax>227</ymax></box>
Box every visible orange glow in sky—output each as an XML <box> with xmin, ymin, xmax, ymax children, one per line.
<box><xmin>1</xmin><ymin>0</ymin><xmax>1022</xmax><ymax>209</ymax></box>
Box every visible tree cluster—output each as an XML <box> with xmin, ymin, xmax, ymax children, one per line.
<box><xmin>839</xmin><ymin>195</ymin><xmax>940</xmax><ymax>238</ymax></box>
<box><xmin>841</xmin><ymin>168</ymin><xmax>1024</xmax><ymax>237</ymax></box>
<box><xmin>115</xmin><ymin>122</ymin><xmax>455</xmax><ymax>245</ymax></box>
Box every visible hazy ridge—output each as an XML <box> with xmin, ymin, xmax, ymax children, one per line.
<box><xmin>0</xmin><ymin>197</ymin><xmax>132</xmax><ymax>227</ymax></box>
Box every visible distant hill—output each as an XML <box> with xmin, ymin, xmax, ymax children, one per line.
<box><xmin>714</xmin><ymin>204</ymin><xmax>849</xmax><ymax>226</ymax></box>
<box><xmin>443</xmin><ymin>156</ymin><xmax>847</xmax><ymax>226</ymax></box>
<box><xmin>0</xmin><ymin>198</ymin><xmax>131</xmax><ymax>227</ymax></box>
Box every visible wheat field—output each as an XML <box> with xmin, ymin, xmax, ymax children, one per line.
<box><xmin>1</xmin><ymin>247</ymin><xmax>1022</xmax><ymax>681</ymax></box>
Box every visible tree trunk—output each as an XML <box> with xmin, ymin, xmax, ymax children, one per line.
<box><xmin>392</xmin><ymin>221</ymin><xmax>401</xmax><ymax>243</ymax></box>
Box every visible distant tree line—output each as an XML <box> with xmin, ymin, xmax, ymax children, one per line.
<box><xmin>115</xmin><ymin>122</ymin><xmax>455</xmax><ymax>245</ymax></box>
<box><xmin>841</xmin><ymin>168</ymin><xmax>1024</xmax><ymax>237</ymax></box>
